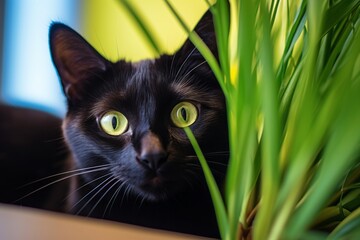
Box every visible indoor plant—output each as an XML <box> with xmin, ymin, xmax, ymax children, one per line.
<box><xmin>120</xmin><ymin>0</ymin><xmax>360</xmax><ymax>239</ymax></box>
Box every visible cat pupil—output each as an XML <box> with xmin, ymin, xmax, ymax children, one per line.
<box><xmin>181</xmin><ymin>108</ymin><xmax>187</xmax><ymax>121</ymax></box>
<box><xmin>111</xmin><ymin>116</ymin><xmax>117</xmax><ymax>129</ymax></box>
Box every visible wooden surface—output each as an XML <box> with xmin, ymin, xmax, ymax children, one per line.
<box><xmin>0</xmin><ymin>204</ymin><xmax>205</xmax><ymax>240</ymax></box>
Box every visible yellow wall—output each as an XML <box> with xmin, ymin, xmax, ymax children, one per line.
<box><xmin>82</xmin><ymin>0</ymin><xmax>209</xmax><ymax>62</ymax></box>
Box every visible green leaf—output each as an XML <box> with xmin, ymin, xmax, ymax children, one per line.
<box><xmin>119</xmin><ymin>0</ymin><xmax>161</xmax><ymax>55</ymax></box>
<box><xmin>329</xmin><ymin>208</ymin><xmax>360</xmax><ymax>239</ymax></box>
<box><xmin>162</xmin><ymin>0</ymin><xmax>227</xmax><ymax>98</ymax></box>
<box><xmin>322</xmin><ymin>0</ymin><xmax>360</xmax><ymax>37</ymax></box>
<box><xmin>183</xmin><ymin>127</ymin><xmax>229</xmax><ymax>239</ymax></box>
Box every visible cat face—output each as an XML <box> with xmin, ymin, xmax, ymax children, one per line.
<box><xmin>50</xmin><ymin>12</ymin><xmax>228</xmax><ymax>202</ymax></box>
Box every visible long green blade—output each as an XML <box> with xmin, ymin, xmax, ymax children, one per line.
<box><xmin>184</xmin><ymin>127</ymin><xmax>229</xmax><ymax>239</ymax></box>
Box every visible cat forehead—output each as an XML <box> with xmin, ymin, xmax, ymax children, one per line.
<box><xmin>88</xmin><ymin>56</ymin><xmax>223</xmax><ymax>116</ymax></box>
<box><xmin>111</xmin><ymin>58</ymin><xmax>213</xmax><ymax>98</ymax></box>
<box><xmin>131</xmin><ymin>60</ymin><xmax>155</xmax><ymax>78</ymax></box>
<box><xmin>126</xmin><ymin>61</ymin><xmax>197</xmax><ymax>97</ymax></box>
<box><xmin>114</xmin><ymin>59</ymin><xmax>160</xmax><ymax>87</ymax></box>
<box><xmin>112</xmin><ymin>58</ymin><xmax>172</xmax><ymax>92</ymax></box>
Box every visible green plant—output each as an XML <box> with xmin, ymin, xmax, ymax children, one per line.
<box><xmin>119</xmin><ymin>0</ymin><xmax>360</xmax><ymax>239</ymax></box>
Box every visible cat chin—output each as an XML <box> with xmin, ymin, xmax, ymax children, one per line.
<box><xmin>133</xmin><ymin>187</ymin><xmax>169</xmax><ymax>202</ymax></box>
<box><xmin>131</xmin><ymin>176</ymin><xmax>185</xmax><ymax>202</ymax></box>
<box><xmin>136</xmin><ymin>191</ymin><xmax>168</xmax><ymax>202</ymax></box>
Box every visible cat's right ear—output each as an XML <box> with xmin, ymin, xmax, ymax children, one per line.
<box><xmin>49</xmin><ymin>23</ymin><xmax>109</xmax><ymax>102</ymax></box>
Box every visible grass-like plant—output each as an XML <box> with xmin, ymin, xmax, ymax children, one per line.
<box><xmin>119</xmin><ymin>0</ymin><xmax>360</xmax><ymax>239</ymax></box>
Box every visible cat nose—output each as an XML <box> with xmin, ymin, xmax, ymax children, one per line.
<box><xmin>140</xmin><ymin>151</ymin><xmax>167</xmax><ymax>171</ymax></box>
<box><xmin>138</xmin><ymin>132</ymin><xmax>167</xmax><ymax>171</ymax></box>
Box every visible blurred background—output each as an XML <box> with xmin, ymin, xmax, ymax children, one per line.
<box><xmin>0</xmin><ymin>0</ymin><xmax>208</xmax><ymax>117</ymax></box>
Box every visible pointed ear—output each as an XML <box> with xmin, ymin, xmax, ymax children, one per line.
<box><xmin>49</xmin><ymin>23</ymin><xmax>109</xmax><ymax>101</ymax></box>
<box><xmin>178</xmin><ymin>11</ymin><xmax>217</xmax><ymax>59</ymax></box>
<box><xmin>193</xmin><ymin>11</ymin><xmax>217</xmax><ymax>55</ymax></box>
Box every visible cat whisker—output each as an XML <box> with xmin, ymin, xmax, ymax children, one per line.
<box><xmin>174</xmin><ymin>47</ymin><xmax>196</xmax><ymax>81</ymax></box>
<box><xmin>15</xmin><ymin>166</ymin><xmax>111</xmax><ymax>203</ymax></box>
<box><xmin>177</xmin><ymin>60</ymin><xmax>207</xmax><ymax>83</ymax></box>
<box><xmin>64</xmin><ymin>173</ymin><xmax>113</xmax><ymax>202</ymax></box>
<box><xmin>185</xmin><ymin>156</ymin><xmax>228</xmax><ymax>167</ymax></box>
<box><xmin>43</xmin><ymin>136</ymin><xmax>66</xmax><ymax>144</ymax></box>
<box><xmin>169</xmin><ymin>51</ymin><xmax>177</xmax><ymax>77</ymax></box>
<box><xmin>186</xmin><ymin>151</ymin><xmax>229</xmax><ymax>157</ymax></box>
<box><xmin>87</xmin><ymin>178</ymin><xmax>122</xmax><ymax>217</ymax></box>
<box><xmin>19</xmin><ymin>164</ymin><xmax>113</xmax><ymax>188</ymax></box>
<box><xmin>205</xmin><ymin>151</ymin><xmax>230</xmax><ymax>155</ymax></box>
<box><xmin>120</xmin><ymin>183</ymin><xmax>134</xmax><ymax>209</ymax></box>
<box><xmin>72</xmin><ymin>175</ymin><xmax>114</xmax><ymax>215</ymax></box>
<box><xmin>134</xmin><ymin>191</ymin><xmax>145</xmax><ymax>209</ymax></box>
<box><xmin>186</xmin><ymin>162</ymin><xmax>226</xmax><ymax>177</ymax></box>
<box><xmin>206</xmin><ymin>160</ymin><xmax>228</xmax><ymax>167</ymax></box>
<box><xmin>184</xmin><ymin>165</ymin><xmax>203</xmax><ymax>184</ymax></box>
<box><xmin>138</xmin><ymin>191</ymin><xmax>150</xmax><ymax>209</ymax></box>
<box><xmin>195</xmin><ymin>159</ymin><xmax>229</xmax><ymax>169</ymax></box>
<box><xmin>186</xmin><ymin>152</ymin><xmax>230</xmax><ymax>158</ymax></box>
<box><xmin>103</xmin><ymin>180</ymin><xmax>128</xmax><ymax>218</ymax></box>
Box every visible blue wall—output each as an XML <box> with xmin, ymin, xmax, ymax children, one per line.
<box><xmin>1</xmin><ymin>0</ymin><xmax>79</xmax><ymax>117</ymax></box>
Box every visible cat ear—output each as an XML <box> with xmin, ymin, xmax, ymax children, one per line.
<box><xmin>193</xmin><ymin>11</ymin><xmax>217</xmax><ymax>54</ymax></box>
<box><xmin>49</xmin><ymin>23</ymin><xmax>109</xmax><ymax>101</ymax></box>
<box><xmin>178</xmin><ymin>11</ymin><xmax>218</xmax><ymax>59</ymax></box>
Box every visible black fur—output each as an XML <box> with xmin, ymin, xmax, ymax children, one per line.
<box><xmin>1</xmin><ymin>12</ymin><xmax>228</xmax><ymax>238</ymax></box>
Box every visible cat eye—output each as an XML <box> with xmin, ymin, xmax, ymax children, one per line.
<box><xmin>99</xmin><ymin>111</ymin><xmax>128</xmax><ymax>136</ymax></box>
<box><xmin>171</xmin><ymin>102</ymin><xmax>198</xmax><ymax>128</ymax></box>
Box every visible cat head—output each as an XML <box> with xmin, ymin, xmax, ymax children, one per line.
<box><xmin>49</xmin><ymin>12</ymin><xmax>228</xmax><ymax>201</ymax></box>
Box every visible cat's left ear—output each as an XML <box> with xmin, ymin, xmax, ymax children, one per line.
<box><xmin>49</xmin><ymin>23</ymin><xmax>110</xmax><ymax>101</ymax></box>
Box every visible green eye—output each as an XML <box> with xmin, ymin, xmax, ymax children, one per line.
<box><xmin>171</xmin><ymin>102</ymin><xmax>198</xmax><ymax>128</ymax></box>
<box><xmin>100</xmin><ymin>111</ymin><xmax>128</xmax><ymax>136</ymax></box>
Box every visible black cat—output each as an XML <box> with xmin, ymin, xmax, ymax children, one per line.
<box><xmin>1</xmin><ymin>11</ymin><xmax>228</xmax><ymax>238</ymax></box>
